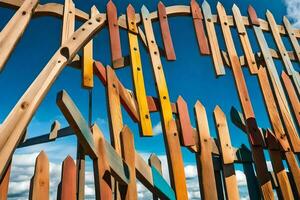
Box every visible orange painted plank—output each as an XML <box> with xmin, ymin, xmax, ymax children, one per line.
<box><xmin>0</xmin><ymin>162</ymin><xmax>11</xmax><ymax>200</ymax></box>
<box><xmin>60</xmin><ymin>156</ymin><xmax>76</xmax><ymax>200</ymax></box>
<box><xmin>190</xmin><ymin>0</ymin><xmax>210</xmax><ymax>55</ymax></box>
<box><xmin>194</xmin><ymin>101</ymin><xmax>218</xmax><ymax>200</ymax></box>
<box><xmin>158</xmin><ymin>1</ymin><xmax>176</xmax><ymax>61</ymax></box>
<box><xmin>176</xmin><ymin>96</ymin><xmax>195</xmax><ymax>146</ymax></box>
<box><xmin>107</xmin><ymin>0</ymin><xmax>122</xmax><ymax>65</ymax></box>
<box><xmin>30</xmin><ymin>151</ymin><xmax>49</xmax><ymax>200</ymax></box>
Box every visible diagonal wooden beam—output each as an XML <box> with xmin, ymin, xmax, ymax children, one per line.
<box><xmin>0</xmin><ymin>13</ymin><xmax>105</xmax><ymax>180</ymax></box>
<box><xmin>0</xmin><ymin>0</ymin><xmax>38</xmax><ymax>71</ymax></box>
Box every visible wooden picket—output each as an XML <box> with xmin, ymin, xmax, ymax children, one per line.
<box><xmin>1</xmin><ymin>1</ymin><xmax>300</xmax><ymax>199</ymax></box>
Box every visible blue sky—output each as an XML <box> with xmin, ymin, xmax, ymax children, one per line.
<box><xmin>0</xmin><ymin>0</ymin><xmax>298</xmax><ymax>199</ymax></box>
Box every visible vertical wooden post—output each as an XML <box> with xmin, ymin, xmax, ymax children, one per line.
<box><xmin>61</xmin><ymin>0</ymin><xmax>75</xmax><ymax>45</ymax></box>
<box><xmin>60</xmin><ymin>156</ymin><xmax>76</xmax><ymax>200</ymax></box>
<box><xmin>148</xmin><ymin>154</ymin><xmax>162</xmax><ymax>200</ymax></box>
<box><xmin>141</xmin><ymin>5</ymin><xmax>188</xmax><ymax>199</ymax></box>
<box><xmin>0</xmin><ymin>161</ymin><xmax>11</xmax><ymax>200</ymax></box>
<box><xmin>158</xmin><ymin>1</ymin><xmax>176</xmax><ymax>61</ymax></box>
<box><xmin>214</xmin><ymin>106</ymin><xmax>239</xmax><ymax>200</ymax></box>
<box><xmin>216</xmin><ymin>2</ymin><xmax>274</xmax><ymax>198</ymax></box>
<box><xmin>127</xmin><ymin>5</ymin><xmax>152</xmax><ymax>136</ymax></box>
<box><xmin>29</xmin><ymin>151</ymin><xmax>49</xmax><ymax>200</ymax></box>
<box><xmin>283</xmin><ymin>16</ymin><xmax>300</xmax><ymax>63</ymax></box>
<box><xmin>194</xmin><ymin>101</ymin><xmax>218</xmax><ymax>200</ymax></box>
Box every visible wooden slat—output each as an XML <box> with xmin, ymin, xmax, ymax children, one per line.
<box><xmin>190</xmin><ymin>0</ymin><xmax>210</xmax><ymax>55</ymax></box>
<box><xmin>0</xmin><ymin>13</ymin><xmax>105</xmax><ymax>180</ymax></box>
<box><xmin>0</xmin><ymin>161</ymin><xmax>10</xmax><ymax>200</ymax></box>
<box><xmin>56</xmin><ymin>90</ymin><xmax>97</xmax><ymax>159</ymax></box>
<box><xmin>107</xmin><ymin>0</ymin><xmax>122</xmax><ymax>66</ymax></box>
<box><xmin>176</xmin><ymin>96</ymin><xmax>195</xmax><ymax>146</ymax></box>
<box><xmin>194</xmin><ymin>101</ymin><xmax>218</xmax><ymax>200</ymax></box>
<box><xmin>29</xmin><ymin>151</ymin><xmax>49</xmax><ymax>200</ymax></box>
<box><xmin>148</xmin><ymin>154</ymin><xmax>162</xmax><ymax>200</ymax></box>
<box><xmin>120</xmin><ymin>126</ymin><xmax>138</xmax><ymax>199</ymax></box>
<box><xmin>283</xmin><ymin>16</ymin><xmax>300</xmax><ymax>63</ymax></box>
<box><xmin>91</xmin><ymin>124</ymin><xmax>112</xmax><ymax>200</ymax></box>
<box><xmin>232</xmin><ymin>4</ymin><xmax>258</xmax><ymax>74</ymax></box>
<box><xmin>61</xmin><ymin>0</ymin><xmax>75</xmax><ymax>45</ymax></box>
<box><xmin>201</xmin><ymin>1</ymin><xmax>225</xmax><ymax>76</ymax></box>
<box><xmin>217</xmin><ymin>3</ymin><xmax>274</xmax><ymax>198</ymax></box>
<box><xmin>60</xmin><ymin>156</ymin><xmax>76</xmax><ymax>200</ymax></box>
<box><xmin>282</xmin><ymin>71</ymin><xmax>300</xmax><ymax>127</ymax></box>
<box><xmin>265</xmin><ymin>130</ymin><xmax>294</xmax><ymax>200</ymax></box>
<box><xmin>213</xmin><ymin>105</ymin><xmax>239</xmax><ymax>200</ymax></box>
<box><xmin>141</xmin><ymin>5</ymin><xmax>188</xmax><ymax>199</ymax></box>
<box><xmin>127</xmin><ymin>5</ymin><xmax>152</xmax><ymax>136</ymax></box>
<box><xmin>158</xmin><ymin>1</ymin><xmax>176</xmax><ymax>61</ymax></box>
<box><xmin>248</xmin><ymin>5</ymin><xmax>300</xmax><ymax>152</ymax></box>
<box><xmin>0</xmin><ymin>0</ymin><xmax>38</xmax><ymax>71</ymax></box>
<box><xmin>237</xmin><ymin>145</ymin><xmax>261</xmax><ymax>200</ymax></box>
<box><xmin>230</xmin><ymin>107</ymin><xmax>247</xmax><ymax>133</ymax></box>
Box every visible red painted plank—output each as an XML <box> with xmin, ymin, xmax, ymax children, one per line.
<box><xmin>60</xmin><ymin>156</ymin><xmax>76</xmax><ymax>200</ymax></box>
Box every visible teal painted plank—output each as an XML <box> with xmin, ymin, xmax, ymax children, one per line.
<box><xmin>57</xmin><ymin>90</ymin><xmax>97</xmax><ymax>159</ymax></box>
<box><xmin>151</xmin><ymin>166</ymin><xmax>175</xmax><ymax>200</ymax></box>
<box><xmin>104</xmin><ymin>140</ymin><xmax>130</xmax><ymax>185</ymax></box>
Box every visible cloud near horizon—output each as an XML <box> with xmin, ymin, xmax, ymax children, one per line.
<box><xmin>285</xmin><ymin>0</ymin><xmax>300</xmax><ymax>28</ymax></box>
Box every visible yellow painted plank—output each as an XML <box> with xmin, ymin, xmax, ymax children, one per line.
<box><xmin>127</xmin><ymin>5</ymin><xmax>152</xmax><ymax>136</ymax></box>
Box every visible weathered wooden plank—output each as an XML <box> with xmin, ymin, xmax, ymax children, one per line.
<box><xmin>148</xmin><ymin>154</ymin><xmax>162</xmax><ymax>200</ymax></box>
<box><xmin>91</xmin><ymin>124</ymin><xmax>113</xmax><ymax>200</ymax></box>
<box><xmin>176</xmin><ymin>96</ymin><xmax>195</xmax><ymax>146</ymax></box>
<box><xmin>61</xmin><ymin>0</ymin><xmax>75</xmax><ymax>45</ymax></box>
<box><xmin>265</xmin><ymin>130</ymin><xmax>294</xmax><ymax>200</ymax></box>
<box><xmin>60</xmin><ymin>156</ymin><xmax>76</xmax><ymax>200</ymax></box>
<box><xmin>135</xmin><ymin>153</ymin><xmax>153</xmax><ymax>188</ymax></box>
<box><xmin>120</xmin><ymin>126</ymin><xmax>138</xmax><ymax>200</ymax></box>
<box><xmin>127</xmin><ymin>5</ymin><xmax>152</xmax><ymax>136</ymax></box>
<box><xmin>202</xmin><ymin>1</ymin><xmax>225</xmax><ymax>76</ymax></box>
<box><xmin>194</xmin><ymin>101</ymin><xmax>218</xmax><ymax>200</ymax></box>
<box><xmin>248</xmin><ymin>5</ymin><xmax>300</xmax><ymax>152</ymax></box>
<box><xmin>0</xmin><ymin>161</ymin><xmax>11</xmax><ymax>200</ymax></box>
<box><xmin>232</xmin><ymin>4</ymin><xmax>258</xmax><ymax>74</ymax></box>
<box><xmin>82</xmin><ymin>7</ymin><xmax>98</xmax><ymax>88</ymax></box>
<box><xmin>283</xmin><ymin>16</ymin><xmax>300</xmax><ymax>63</ymax></box>
<box><xmin>217</xmin><ymin>3</ymin><xmax>274</xmax><ymax>198</ymax></box>
<box><xmin>29</xmin><ymin>151</ymin><xmax>49</xmax><ymax>200</ymax></box>
<box><xmin>0</xmin><ymin>14</ymin><xmax>105</xmax><ymax>180</ymax></box>
<box><xmin>141</xmin><ymin>5</ymin><xmax>188</xmax><ymax>199</ymax></box>
<box><xmin>213</xmin><ymin>105</ymin><xmax>239</xmax><ymax>200</ymax></box>
<box><xmin>236</xmin><ymin>145</ymin><xmax>261</xmax><ymax>200</ymax></box>
<box><xmin>107</xmin><ymin>0</ymin><xmax>122</xmax><ymax>66</ymax></box>
<box><xmin>56</xmin><ymin>90</ymin><xmax>97</xmax><ymax>159</ymax></box>
<box><xmin>190</xmin><ymin>0</ymin><xmax>210</xmax><ymax>55</ymax></box>
<box><xmin>158</xmin><ymin>1</ymin><xmax>176</xmax><ymax>61</ymax></box>
<box><xmin>0</xmin><ymin>0</ymin><xmax>38</xmax><ymax>71</ymax></box>
<box><xmin>282</xmin><ymin>71</ymin><xmax>300</xmax><ymax>127</ymax></box>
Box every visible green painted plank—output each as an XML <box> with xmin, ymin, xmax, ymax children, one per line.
<box><xmin>57</xmin><ymin>90</ymin><xmax>97</xmax><ymax>159</ymax></box>
<box><xmin>151</xmin><ymin>166</ymin><xmax>175</xmax><ymax>200</ymax></box>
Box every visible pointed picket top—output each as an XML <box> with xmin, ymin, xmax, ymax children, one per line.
<box><xmin>60</xmin><ymin>155</ymin><xmax>76</xmax><ymax>200</ymax></box>
<box><xmin>176</xmin><ymin>96</ymin><xmax>195</xmax><ymax>146</ymax></box>
<box><xmin>232</xmin><ymin>4</ymin><xmax>243</xmax><ymax>25</ymax></box>
<box><xmin>36</xmin><ymin>150</ymin><xmax>48</xmax><ymax>162</ymax></box>
<box><xmin>148</xmin><ymin>153</ymin><xmax>162</xmax><ymax>174</ymax></box>
<box><xmin>190</xmin><ymin>0</ymin><xmax>203</xmax><ymax>19</ymax></box>
<box><xmin>194</xmin><ymin>100</ymin><xmax>211</xmax><ymax>144</ymax></box>
<box><xmin>127</xmin><ymin>4</ymin><xmax>138</xmax><ymax>34</ymax></box>
<box><xmin>265</xmin><ymin>129</ymin><xmax>280</xmax><ymax>150</ymax></box>
<box><xmin>202</xmin><ymin>0</ymin><xmax>212</xmax><ymax>17</ymax></box>
<box><xmin>106</xmin><ymin>0</ymin><xmax>116</xmax><ymax>9</ymax></box>
<box><xmin>248</xmin><ymin>5</ymin><xmax>260</xmax><ymax>26</ymax></box>
<box><xmin>141</xmin><ymin>5</ymin><xmax>150</xmax><ymax>17</ymax></box>
<box><xmin>230</xmin><ymin>106</ymin><xmax>247</xmax><ymax>133</ymax></box>
<box><xmin>127</xmin><ymin>4</ymin><xmax>135</xmax><ymax>16</ymax></box>
<box><xmin>216</xmin><ymin>1</ymin><xmax>228</xmax><ymax>23</ymax></box>
<box><xmin>91</xmin><ymin>5</ymin><xmax>100</xmax><ymax>17</ymax></box>
<box><xmin>158</xmin><ymin>1</ymin><xmax>165</xmax><ymax>9</ymax></box>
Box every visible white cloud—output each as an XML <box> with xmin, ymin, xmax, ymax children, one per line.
<box><xmin>285</xmin><ymin>0</ymin><xmax>300</xmax><ymax>28</ymax></box>
<box><xmin>152</xmin><ymin>122</ymin><xmax>163</xmax><ymax>135</ymax></box>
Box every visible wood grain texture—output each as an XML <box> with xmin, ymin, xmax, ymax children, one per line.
<box><xmin>107</xmin><ymin>0</ymin><xmax>122</xmax><ymax>65</ymax></box>
<box><xmin>91</xmin><ymin>124</ymin><xmax>113</xmax><ymax>200</ymax></box>
<box><xmin>120</xmin><ymin>126</ymin><xmax>138</xmax><ymax>200</ymax></box>
<box><xmin>0</xmin><ymin>0</ymin><xmax>38</xmax><ymax>71</ymax></box>
<box><xmin>176</xmin><ymin>96</ymin><xmax>195</xmax><ymax>146</ymax></box>
<box><xmin>248</xmin><ymin>5</ymin><xmax>300</xmax><ymax>152</ymax></box>
<box><xmin>232</xmin><ymin>4</ymin><xmax>258</xmax><ymax>74</ymax></box>
<box><xmin>202</xmin><ymin>1</ymin><xmax>225</xmax><ymax>76</ymax></box>
<box><xmin>190</xmin><ymin>0</ymin><xmax>210</xmax><ymax>55</ymax></box>
<box><xmin>194</xmin><ymin>101</ymin><xmax>218</xmax><ymax>200</ymax></box>
<box><xmin>61</xmin><ymin>0</ymin><xmax>75</xmax><ymax>45</ymax></box>
<box><xmin>265</xmin><ymin>130</ymin><xmax>294</xmax><ymax>200</ymax></box>
<box><xmin>284</xmin><ymin>16</ymin><xmax>300</xmax><ymax>63</ymax></box>
<box><xmin>148</xmin><ymin>154</ymin><xmax>161</xmax><ymax>200</ymax></box>
<box><xmin>282</xmin><ymin>71</ymin><xmax>300</xmax><ymax>127</ymax></box>
<box><xmin>141</xmin><ymin>6</ymin><xmax>188</xmax><ymax>199</ymax></box>
<box><xmin>60</xmin><ymin>156</ymin><xmax>76</xmax><ymax>200</ymax></box>
<box><xmin>127</xmin><ymin>5</ymin><xmax>152</xmax><ymax>136</ymax></box>
<box><xmin>30</xmin><ymin>151</ymin><xmax>49</xmax><ymax>200</ymax></box>
<box><xmin>0</xmin><ymin>161</ymin><xmax>11</xmax><ymax>200</ymax></box>
<box><xmin>56</xmin><ymin>90</ymin><xmax>97</xmax><ymax>159</ymax></box>
<box><xmin>158</xmin><ymin>1</ymin><xmax>176</xmax><ymax>61</ymax></box>
<box><xmin>0</xmin><ymin>14</ymin><xmax>105</xmax><ymax>180</ymax></box>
